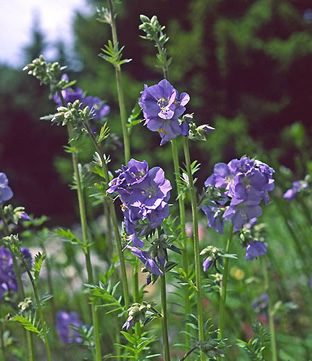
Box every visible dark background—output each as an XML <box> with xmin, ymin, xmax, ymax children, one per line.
<box><xmin>1</xmin><ymin>0</ymin><xmax>312</xmax><ymax>226</ymax></box>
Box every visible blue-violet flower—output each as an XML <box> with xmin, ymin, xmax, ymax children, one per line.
<box><xmin>245</xmin><ymin>241</ymin><xmax>267</xmax><ymax>260</ymax></box>
<box><xmin>139</xmin><ymin>79</ymin><xmax>190</xmax><ymax>145</ymax></box>
<box><xmin>56</xmin><ymin>311</ymin><xmax>84</xmax><ymax>344</ymax></box>
<box><xmin>0</xmin><ymin>173</ymin><xmax>13</xmax><ymax>203</ymax></box>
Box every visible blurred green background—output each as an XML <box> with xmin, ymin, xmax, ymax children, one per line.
<box><xmin>1</xmin><ymin>0</ymin><xmax>312</xmax><ymax>225</ymax></box>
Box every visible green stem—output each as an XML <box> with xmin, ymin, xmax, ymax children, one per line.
<box><xmin>171</xmin><ymin>139</ymin><xmax>190</xmax><ymax>350</ymax></box>
<box><xmin>0</xmin><ymin>313</ymin><xmax>6</xmax><ymax>361</ymax></box>
<box><xmin>84</xmin><ymin>122</ymin><xmax>130</xmax><ymax>309</ymax></box>
<box><xmin>66</xmin><ymin>124</ymin><xmax>102</xmax><ymax>361</ymax></box>
<box><xmin>103</xmin><ymin>199</ymin><xmax>113</xmax><ymax>260</ymax></box>
<box><xmin>262</xmin><ymin>258</ymin><xmax>278</xmax><ymax>361</ymax></box>
<box><xmin>217</xmin><ymin>223</ymin><xmax>234</xmax><ymax>341</ymax></box>
<box><xmin>275</xmin><ymin>201</ymin><xmax>311</xmax><ymax>278</ymax></box>
<box><xmin>297</xmin><ymin>196</ymin><xmax>312</xmax><ymax>228</ymax></box>
<box><xmin>0</xmin><ymin>207</ymin><xmax>35</xmax><ymax>361</ymax></box>
<box><xmin>41</xmin><ymin>244</ymin><xmax>57</xmax><ymax>333</ymax></box>
<box><xmin>155</xmin><ymin>39</ymin><xmax>169</xmax><ymax>80</ymax></box>
<box><xmin>20</xmin><ymin>256</ymin><xmax>52</xmax><ymax>361</ymax></box>
<box><xmin>116</xmin><ymin>327</ymin><xmax>121</xmax><ymax>361</ymax></box>
<box><xmin>107</xmin><ymin>0</ymin><xmax>131</xmax><ymax>164</ymax></box>
<box><xmin>183</xmin><ymin>137</ymin><xmax>204</xmax><ymax>361</ymax></box>
<box><xmin>133</xmin><ymin>261</ymin><xmax>141</xmax><ymax>357</ymax></box>
<box><xmin>161</xmin><ymin>273</ymin><xmax>171</xmax><ymax>361</ymax></box>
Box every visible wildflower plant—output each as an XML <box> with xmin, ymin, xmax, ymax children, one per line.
<box><xmin>0</xmin><ymin>2</ymin><xmax>296</xmax><ymax>361</ymax></box>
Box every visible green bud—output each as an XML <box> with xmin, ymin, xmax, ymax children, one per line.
<box><xmin>140</xmin><ymin>14</ymin><xmax>150</xmax><ymax>23</ymax></box>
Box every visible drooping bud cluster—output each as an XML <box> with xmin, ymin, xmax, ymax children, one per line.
<box><xmin>107</xmin><ymin>159</ymin><xmax>171</xmax><ymax>248</ymax></box>
<box><xmin>138</xmin><ymin>79</ymin><xmax>190</xmax><ymax>145</ymax></box>
<box><xmin>202</xmin><ymin>157</ymin><xmax>274</xmax><ymax>233</ymax></box>
<box><xmin>123</xmin><ymin>301</ymin><xmax>161</xmax><ymax>330</ymax></box>
<box><xmin>23</xmin><ymin>55</ymin><xmax>66</xmax><ymax>95</ymax></box>
<box><xmin>53</xmin><ymin>75</ymin><xmax>110</xmax><ymax>121</ymax></box>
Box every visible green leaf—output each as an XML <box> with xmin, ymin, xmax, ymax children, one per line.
<box><xmin>120</xmin><ymin>331</ymin><xmax>135</xmax><ymax>344</ymax></box>
<box><xmin>33</xmin><ymin>252</ymin><xmax>46</xmax><ymax>281</ymax></box>
<box><xmin>11</xmin><ymin>315</ymin><xmax>44</xmax><ymax>341</ymax></box>
<box><xmin>98</xmin><ymin>122</ymin><xmax>110</xmax><ymax>143</ymax></box>
<box><xmin>55</xmin><ymin>228</ymin><xmax>84</xmax><ymax>247</ymax></box>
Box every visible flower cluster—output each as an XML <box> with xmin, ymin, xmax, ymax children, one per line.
<box><xmin>56</xmin><ymin>311</ymin><xmax>85</xmax><ymax>344</ymax></box>
<box><xmin>129</xmin><ymin>246</ymin><xmax>163</xmax><ymax>277</ymax></box>
<box><xmin>283</xmin><ymin>180</ymin><xmax>308</xmax><ymax>201</ymax></box>
<box><xmin>0</xmin><ymin>173</ymin><xmax>13</xmax><ymax>203</ymax></box>
<box><xmin>0</xmin><ymin>247</ymin><xmax>32</xmax><ymax>301</ymax></box>
<box><xmin>53</xmin><ymin>75</ymin><xmax>110</xmax><ymax>120</ymax></box>
<box><xmin>139</xmin><ymin>79</ymin><xmax>190</xmax><ymax>145</ymax></box>
<box><xmin>107</xmin><ymin>159</ymin><xmax>172</xmax><ymax>248</ymax></box>
<box><xmin>203</xmin><ymin>157</ymin><xmax>275</xmax><ymax>233</ymax></box>
<box><xmin>245</xmin><ymin>241</ymin><xmax>267</xmax><ymax>260</ymax></box>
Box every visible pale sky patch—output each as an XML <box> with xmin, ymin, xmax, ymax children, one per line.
<box><xmin>0</xmin><ymin>0</ymin><xmax>91</xmax><ymax>67</ymax></box>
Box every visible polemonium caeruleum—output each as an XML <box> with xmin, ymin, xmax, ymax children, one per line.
<box><xmin>203</xmin><ymin>157</ymin><xmax>274</xmax><ymax>232</ymax></box>
<box><xmin>283</xmin><ymin>180</ymin><xmax>308</xmax><ymax>201</ymax></box>
<box><xmin>53</xmin><ymin>75</ymin><xmax>110</xmax><ymax>120</ymax></box>
<box><xmin>0</xmin><ymin>173</ymin><xmax>13</xmax><ymax>203</ymax></box>
<box><xmin>107</xmin><ymin>159</ymin><xmax>171</xmax><ymax>248</ymax></box>
<box><xmin>245</xmin><ymin>241</ymin><xmax>267</xmax><ymax>260</ymax></box>
<box><xmin>56</xmin><ymin>311</ymin><xmax>85</xmax><ymax>344</ymax></box>
<box><xmin>139</xmin><ymin>79</ymin><xmax>190</xmax><ymax>145</ymax></box>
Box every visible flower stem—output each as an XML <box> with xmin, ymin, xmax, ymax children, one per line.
<box><xmin>0</xmin><ymin>207</ymin><xmax>35</xmax><ymax>361</ymax></box>
<box><xmin>183</xmin><ymin>137</ymin><xmax>204</xmax><ymax>360</ymax></box>
<box><xmin>66</xmin><ymin>124</ymin><xmax>102</xmax><ymax>361</ymax></box>
<box><xmin>107</xmin><ymin>0</ymin><xmax>131</xmax><ymax>164</ymax></box>
<box><xmin>20</xmin><ymin>255</ymin><xmax>52</xmax><ymax>361</ymax></box>
<box><xmin>0</xmin><ymin>312</ymin><xmax>6</xmax><ymax>361</ymax></box>
<box><xmin>161</xmin><ymin>273</ymin><xmax>171</xmax><ymax>361</ymax></box>
<box><xmin>217</xmin><ymin>223</ymin><xmax>234</xmax><ymax>342</ymax></box>
<box><xmin>84</xmin><ymin>122</ymin><xmax>130</xmax><ymax>309</ymax></box>
<box><xmin>275</xmin><ymin>200</ymin><xmax>311</xmax><ymax>279</ymax></box>
<box><xmin>262</xmin><ymin>257</ymin><xmax>278</xmax><ymax>361</ymax></box>
<box><xmin>171</xmin><ymin>138</ymin><xmax>190</xmax><ymax>350</ymax></box>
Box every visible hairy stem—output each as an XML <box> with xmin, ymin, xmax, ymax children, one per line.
<box><xmin>84</xmin><ymin>122</ymin><xmax>130</xmax><ymax>309</ymax></box>
<box><xmin>0</xmin><ymin>207</ymin><xmax>35</xmax><ymax>361</ymax></box>
<box><xmin>183</xmin><ymin>137</ymin><xmax>204</xmax><ymax>361</ymax></box>
<box><xmin>217</xmin><ymin>223</ymin><xmax>234</xmax><ymax>342</ymax></box>
<box><xmin>161</xmin><ymin>273</ymin><xmax>171</xmax><ymax>361</ymax></box>
<box><xmin>171</xmin><ymin>138</ymin><xmax>190</xmax><ymax>350</ymax></box>
<box><xmin>20</xmin><ymin>256</ymin><xmax>52</xmax><ymax>361</ymax></box>
<box><xmin>262</xmin><ymin>258</ymin><xmax>278</xmax><ymax>361</ymax></box>
<box><xmin>66</xmin><ymin>123</ymin><xmax>101</xmax><ymax>361</ymax></box>
<box><xmin>107</xmin><ymin>0</ymin><xmax>131</xmax><ymax>163</ymax></box>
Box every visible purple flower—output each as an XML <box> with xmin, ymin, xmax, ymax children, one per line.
<box><xmin>203</xmin><ymin>157</ymin><xmax>274</xmax><ymax>232</ymax></box>
<box><xmin>223</xmin><ymin>200</ymin><xmax>262</xmax><ymax>232</ymax></box>
<box><xmin>252</xmin><ymin>293</ymin><xmax>268</xmax><ymax>311</ymax></box>
<box><xmin>203</xmin><ymin>257</ymin><xmax>213</xmax><ymax>272</ymax></box>
<box><xmin>107</xmin><ymin>159</ymin><xmax>171</xmax><ymax>247</ymax></box>
<box><xmin>0</xmin><ymin>247</ymin><xmax>32</xmax><ymax>301</ymax></box>
<box><xmin>56</xmin><ymin>311</ymin><xmax>84</xmax><ymax>344</ymax></box>
<box><xmin>283</xmin><ymin>180</ymin><xmax>308</xmax><ymax>201</ymax></box>
<box><xmin>129</xmin><ymin>246</ymin><xmax>164</xmax><ymax>276</ymax></box>
<box><xmin>245</xmin><ymin>241</ymin><xmax>267</xmax><ymax>260</ymax></box>
<box><xmin>0</xmin><ymin>173</ymin><xmax>13</xmax><ymax>203</ymax></box>
<box><xmin>0</xmin><ymin>248</ymin><xmax>18</xmax><ymax>299</ymax></box>
<box><xmin>19</xmin><ymin>212</ymin><xmax>31</xmax><ymax>221</ymax></box>
<box><xmin>21</xmin><ymin>248</ymin><xmax>32</xmax><ymax>270</ymax></box>
<box><xmin>202</xmin><ymin>203</ymin><xmax>224</xmax><ymax>234</ymax></box>
<box><xmin>53</xmin><ymin>75</ymin><xmax>110</xmax><ymax>120</ymax></box>
<box><xmin>139</xmin><ymin>79</ymin><xmax>190</xmax><ymax>145</ymax></box>
<box><xmin>124</xmin><ymin>319</ymin><xmax>133</xmax><ymax>330</ymax></box>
